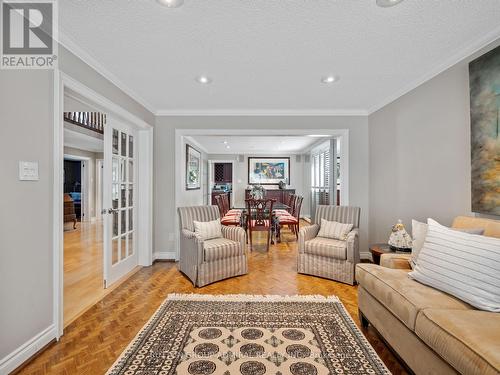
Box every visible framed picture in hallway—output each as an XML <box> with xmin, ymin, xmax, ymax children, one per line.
<box><xmin>186</xmin><ymin>144</ymin><xmax>201</xmax><ymax>190</ymax></box>
<box><xmin>248</xmin><ymin>157</ymin><xmax>290</xmax><ymax>185</ymax></box>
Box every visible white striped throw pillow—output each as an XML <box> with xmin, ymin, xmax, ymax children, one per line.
<box><xmin>408</xmin><ymin>218</ymin><xmax>500</xmax><ymax>312</ymax></box>
<box><xmin>317</xmin><ymin>219</ymin><xmax>353</xmax><ymax>241</ymax></box>
<box><xmin>193</xmin><ymin>219</ymin><xmax>222</xmax><ymax>241</ymax></box>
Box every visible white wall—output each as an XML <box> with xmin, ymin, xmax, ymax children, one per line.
<box><xmin>0</xmin><ymin>70</ymin><xmax>54</xmax><ymax>363</ymax></box>
<box><xmin>367</xmin><ymin>45</ymin><xmax>499</xmax><ymax>244</ymax></box>
<box><xmin>154</xmin><ymin>116</ymin><xmax>369</xmax><ymax>257</ymax></box>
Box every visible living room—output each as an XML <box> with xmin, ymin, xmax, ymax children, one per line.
<box><xmin>0</xmin><ymin>1</ymin><xmax>499</xmax><ymax>374</ymax></box>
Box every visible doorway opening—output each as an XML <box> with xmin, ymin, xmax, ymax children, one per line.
<box><xmin>62</xmin><ymin>109</ymin><xmax>105</xmax><ymax>327</ymax></box>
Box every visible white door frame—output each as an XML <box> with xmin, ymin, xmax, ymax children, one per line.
<box><xmin>174</xmin><ymin>128</ymin><xmax>349</xmax><ymax>260</ymax></box>
<box><xmin>53</xmin><ymin>71</ymin><xmax>154</xmax><ymax>338</ymax></box>
<box><xmin>96</xmin><ymin>159</ymin><xmax>104</xmax><ymax>220</ymax></box>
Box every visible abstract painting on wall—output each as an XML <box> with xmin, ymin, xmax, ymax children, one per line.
<box><xmin>248</xmin><ymin>157</ymin><xmax>290</xmax><ymax>185</ymax></box>
<box><xmin>469</xmin><ymin>45</ymin><xmax>500</xmax><ymax>215</ymax></box>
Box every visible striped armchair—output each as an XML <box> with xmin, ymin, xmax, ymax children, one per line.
<box><xmin>298</xmin><ymin>205</ymin><xmax>360</xmax><ymax>285</ymax></box>
<box><xmin>177</xmin><ymin>206</ymin><xmax>248</xmax><ymax>287</ymax></box>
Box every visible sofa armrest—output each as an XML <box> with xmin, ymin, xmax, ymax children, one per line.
<box><xmin>346</xmin><ymin>228</ymin><xmax>359</xmax><ymax>263</ymax></box>
<box><xmin>221</xmin><ymin>225</ymin><xmax>246</xmax><ymax>254</ymax></box>
<box><xmin>298</xmin><ymin>224</ymin><xmax>320</xmax><ymax>253</ymax></box>
<box><xmin>380</xmin><ymin>253</ymin><xmax>411</xmax><ymax>270</ymax></box>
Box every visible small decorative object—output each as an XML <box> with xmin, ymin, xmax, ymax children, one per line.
<box><xmin>248</xmin><ymin>157</ymin><xmax>290</xmax><ymax>185</ymax></box>
<box><xmin>250</xmin><ymin>184</ymin><xmax>266</xmax><ymax>200</ymax></box>
<box><xmin>186</xmin><ymin>144</ymin><xmax>201</xmax><ymax>190</ymax></box>
<box><xmin>278</xmin><ymin>180</ymin><xmax>286</xmax><ymax>190</ymax></box>
<box><xmin>388</xmin><ymin>220</ymin><xmax>413</xmax><ymax>252</ymax></box>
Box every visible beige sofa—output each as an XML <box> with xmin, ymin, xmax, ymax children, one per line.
<box><xmin>357</xmin><ymin>216</ymin><xmax>500</xmax><ymax>375</ymax></box>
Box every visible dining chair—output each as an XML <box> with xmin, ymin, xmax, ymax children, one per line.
<box><xmin>275</xmin><ymin>194</ymin><xmax>295</xmax><ymax>217</ymax></box>
<box><xmin>278</xmin><ymin>195</ymin><xmax>303</xmax><ymax>239</ymax></box>
<box><xmin>215</xmin><ymin>194</ymin><xmax>241</xmax><ymax>226</ymax></box>
<box><xmin>222</xmin><ymin>193</ymin><xmax>242</xmax><ymax>216</ymax></box>
<box><xmin>245</xmin><ymin>198</ymin><xmax>275</xmax><ymax>251</ymax></box>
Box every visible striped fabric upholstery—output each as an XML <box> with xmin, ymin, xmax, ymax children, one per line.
<box><xmin>298</xmin><ymin>205</ymin><xmax>360</xmax><ymax>285</ymax></box>
<box><xmin>204</xmin><ymin>238</ymin><xmax>242</xmax><ymax>262</ymax></box>
<box><xmin>304</xmin><ymin>237</ymin><xmax>347</xmax><ymax>259</ymax></box>
<box><xmin>178</xmin><ymin>206</ymin><xmax>248</xmax><ymax>287</ymax></box>
<box><xmin>317</xmin><ymin>219</ymin><xmax>353</xmax><ymax>240</ymax></box>
<box><xmin>409</xmin><ymin>219</ymin><xmax>500</xmax><ymax>312</ymax></box>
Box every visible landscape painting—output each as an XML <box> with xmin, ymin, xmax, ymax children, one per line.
<box><xmin>186</xmin><ymin>144</ymin><xmax>201</xmax><ymax>190</ymax></box>
<box><xmin>469</xmin><ymin>45</ymin><xmax>500</xmax><ymax>215</ymax></box>
<box><xmin>248</xmin><ymin>157</ymin><xmax>290</xmax><ymax>185</ymax></box>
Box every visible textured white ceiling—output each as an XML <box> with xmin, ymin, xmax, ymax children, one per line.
<box><xmin>59</xmin><ymin>0</ymin><xmax>500</xmax><ymax>114</ymax></box>
<box><xmin>190</xmin><ymin>135</ymin><xmax>322</xmax><ymax>154</ymax></box>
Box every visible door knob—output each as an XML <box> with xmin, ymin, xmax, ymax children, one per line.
<box><xmin>108</xmin><ymin>208</ymin><xmax>118</xmax><ymax>214</ymax></box>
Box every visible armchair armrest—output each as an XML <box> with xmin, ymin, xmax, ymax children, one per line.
<box><xmin>298</xmin><ymin>224</ymin><xmax>320</xmax><ymax>253</ymax></box>
<box><xmin>221</xmin><ymin>226</ymin><xmax>246</xmax><ymax>254</ymax></box>
<box><xmin>180</xmin><ymin>229</ymin><xmax>204</xmax><ymax>265</ymax></box>
<box><xmin>380</xmin><ymin>253</ymin><xmax>411</xmax><ymax>270</ymax></box>
<box><xmin>346</xmin><ymin>228</ymin><xmax>359</xmax><ymax>263</ymax></box>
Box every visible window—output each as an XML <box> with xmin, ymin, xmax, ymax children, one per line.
<box><xmin>310</xmin><ymin>139</ymin><xmax>340</xmax><ymax>220</ymax></box>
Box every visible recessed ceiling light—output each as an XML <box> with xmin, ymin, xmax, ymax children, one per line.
<box><xmin>226</xmin><ymin>145</ymin><xmax>230</xmax><ymax>149</ymax></box>
<box><xmin>321</xmin><ymin>75</ymin><xmax>339</xmax><ymax>84</ymax></box>
<box><xmin>196</xmin><ymin>75</ymin><xmax>212</xmax><ymax>84</ymax></box>
<box><xmin>156</xmin><ymin>0</ymin><xmax>184</xmax><ymax>8</ymax></box>
<box><xmin>376</xmin><ymin>0</ymin><xmax>404</xmax><ymax>7</ymax></box>
<box><xmin>223</xmin><ymin>141</ymin><xmax>228</xmax><ymax>144</ymax></box>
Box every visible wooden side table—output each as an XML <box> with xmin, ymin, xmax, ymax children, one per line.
<box><xmin>369</xmin><ymin>243</ymin><xmax>394</xmax><ymax>265</ymax></box>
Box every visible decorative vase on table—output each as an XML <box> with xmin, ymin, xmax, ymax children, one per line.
<box><xmin>388</xmin><ymin>220</ymin><xmax>413</xmax><ymax>252</ymax></box>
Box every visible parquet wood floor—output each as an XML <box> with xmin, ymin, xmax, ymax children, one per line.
<box><xmin>18</xmin><ymin>227</ymin><xmax>407</xmax><ymax>375</ymax></box>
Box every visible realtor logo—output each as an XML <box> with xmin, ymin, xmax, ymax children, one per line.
<box><xmin>1</xmin><ymin>0</ymin><xmax>57</xmax><ymax>69</ymax></box>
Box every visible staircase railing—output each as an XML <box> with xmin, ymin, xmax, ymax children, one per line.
<box><xmin>64</xmin><ymin>112</ymin><xmax>105</xmax><ymax>134</ymax></box>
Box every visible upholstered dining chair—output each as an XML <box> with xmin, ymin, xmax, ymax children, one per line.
<box><xmin>245</xmin><ymin>198</ymin><xmax>275</xmax><ymax>251</ymax></box>
<box><xmin>278</xmin><ymin>195</ymin><xmax>303</xmax><ymax>239</ymax></box>
<box><xmin>298</xmin><ymin>205</ymin><xmax>360</xmax><ymax>285</ymax></box>
<box><xmin>177</xmin><ymin>206</ymin><xmax>247</xmax><ymax>287</ymax></box>
<box><xmin>214</xmin><ymin>195</ymin><xmax>241</xmax><ymax>226</ymax></box>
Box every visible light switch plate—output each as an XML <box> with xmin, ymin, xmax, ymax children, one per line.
<box><xmin>19</xmin><ymin>161</ymin><xmax>39</xmax><ymax>181</ymax></box>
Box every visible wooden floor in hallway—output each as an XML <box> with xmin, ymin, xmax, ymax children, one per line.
<box><xmin>18</xmin><ymin>228</ymin><xmax>407</xmax><ymax>374</ymax></box>
<box><xmin>63</xmin><ymin>220</ymin><xmax>104</xmax><ymax>327</ymax></box>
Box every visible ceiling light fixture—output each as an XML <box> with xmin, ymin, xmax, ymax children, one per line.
<box><xmin>321</xmin><ymin>75</ymin><xmax>339</xmax><ymax>84</ymax></box>
<box><xmin>223</xmin><ymin>141</ymin><xmax>228</xmax><ymax>144</ymax></box>
<box><xmin>156</xmin><ymin>0</ymin><xmax>184</xmax><ymax>8</ymax></box>
<box><xmin>196</xmin><ymin>75</ymin><xmax>212</xmax><ymax>84</ymax></box>
<box><xmin>226</xmin><ymin>145</ymin><xmax>230</xmax><ymax>149</ymax></box>
<box><xmin>376</xmin><ymin>0</ymin><xmax>404</xmax><ymax>7</ymax></box>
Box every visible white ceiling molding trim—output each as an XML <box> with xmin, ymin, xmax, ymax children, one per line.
<box><xmin>59</xmin><ymin>30</ymin><xmax>157</xmax><ymax>115</ymax></box>
<box><xmin>367</xmin><ymin>24</ymin><xmax>500</xmax><ymax>115</ymax></box>
<box><xmin>155</xmin><ymin>109</ymin><xmax>368</xmax><ymax>117</ymax></box>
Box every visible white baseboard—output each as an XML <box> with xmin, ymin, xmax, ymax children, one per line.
<box><xmin>360</xmin><ymin>251</ymin><xmax>372</xmax><ymax>261</ymax></box>
<box><xmin>153</xmin><ymin>251</ymin><xmax>177</xmax><ymax>261</ymax></box>
<box><xmin>0</xmin><ymin>325</ymin><xmax>56</xmax><ymax>375</ymax></box>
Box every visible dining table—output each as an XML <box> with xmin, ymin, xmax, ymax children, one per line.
<box><xmin>234</xmin><ymin>203</ymin><xmax>291</xmax><ymax>244</ymax></box>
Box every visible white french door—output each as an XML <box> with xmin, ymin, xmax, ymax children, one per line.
<box><xmin>103</xmin><ymin>117</ymin><xmax>138</xmax><ymax>288</ymax></box>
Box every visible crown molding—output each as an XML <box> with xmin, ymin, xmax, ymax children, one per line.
<box><xmin>367</xmin><ymin>24</ymin><xmax>500</xmax><ymax>115</ymax></box>
<box><xmin>155</xmin><ymin>109</ymin><xmax>369</xmax><ymax>117</ymax></box>
<box><xmin>58</xmin><ymin>30</ymin><xmax>157</xmax><ymax>115</ymax></box>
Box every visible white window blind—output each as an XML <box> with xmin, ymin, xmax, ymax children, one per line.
<box><xmin>310</xmin><ymin>139</ymin><xmax>337</xmax><ymax>221</ymax></box>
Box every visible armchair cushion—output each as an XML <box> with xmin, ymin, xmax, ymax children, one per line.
<box><xmin>304</xmin><ymin>237</ymin><xmax>347</xmax><ymax>260</ymax></box>
<box><xmin>203</xmin><ymin>238</ymin><xmax>242</xmax><ymax>262</ymax></box>
<box><xmin>317</xmin><ymin>219</ymin><xmax>353</xmax><ymax>240</ymax></box>
<box><xmin>193</xmin><ymin>219</ymin><xmax>222</xmax><ymax>241</ymax></box>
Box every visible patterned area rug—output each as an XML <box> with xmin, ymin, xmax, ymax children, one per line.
<box><xmin>107</xmin><ymin>294</ymin><xmax>390</xmax><ymax>375</ymax></box>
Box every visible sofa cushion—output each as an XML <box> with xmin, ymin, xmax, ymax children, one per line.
<box><xmin>203</xmin><ymin>238</ymin><xmax>241</xmax><ymax>262</ymax></box>
<box><xmin>415</xmin><ymin>309</ymin><xmax>500</xmax><ymax>375</ymax></box>
<box><xmin>356</xmin><ymin>264</ymin><xmax>471</xmax><ymax>330</ymax></box>
<box><xmin>304</xmin><ymin>237</ymin><xmax>347</xmax><ymax>259</ymax></box>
